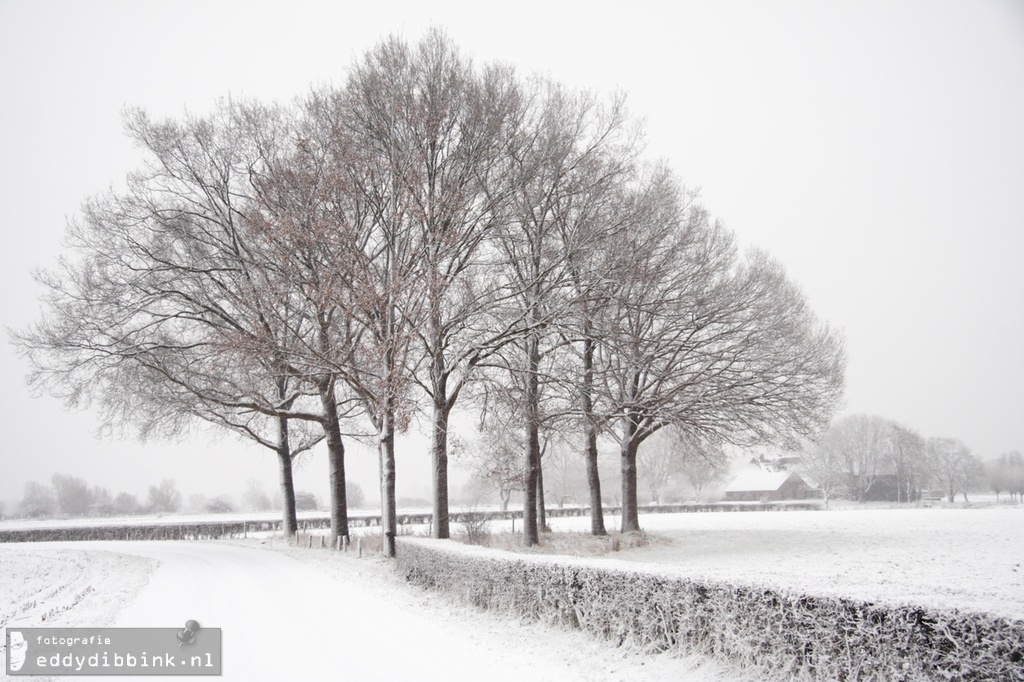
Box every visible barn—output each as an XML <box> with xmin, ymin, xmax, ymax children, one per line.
<box><xmin>724</xmin><ymin>465</ymin><xmax>818</xmax><ymax>502</ymax></box>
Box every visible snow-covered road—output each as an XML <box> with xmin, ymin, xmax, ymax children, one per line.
<box><xmin>3</xmin><ymin>540</ymin><xmax>736</xmax><ymax>682</ymax></box>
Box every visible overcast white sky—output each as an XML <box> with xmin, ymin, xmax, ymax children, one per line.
<box><xmin>1</xmin><ymin>0</ymin><xmax>1022</xmax><ymax>509</ymax></box>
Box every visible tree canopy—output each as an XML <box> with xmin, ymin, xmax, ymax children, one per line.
<box><xmin>12</xmin><ymin>28</ymin><xmax>846</xmax><ymax>547</ymax></box>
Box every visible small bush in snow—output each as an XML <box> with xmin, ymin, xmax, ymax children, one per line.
<box><xmin>458</xmin><ymin>513</ymin><xmax>491</xmax><ymax>547</ymax></box>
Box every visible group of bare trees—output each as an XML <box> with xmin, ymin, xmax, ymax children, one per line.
<box><xmin>464</xmin><ymin>423</ymin><xmax>732</xmax><ymax>512</ymax></box>
<box><xmin>13</xmin><ymin>29</ymin><xmax>845</xmax><ymax>550</ymax></box>
<box><xmin>11</xmin><ymin>475</ymin><xmax>338</xmax><ymax>519</ymax></box>
<box><xmin>801</xmin><ymin>414</ymin><xmax>997</xmax><ymax>504</ymax></box>
<box><xmin>988</xmin><ymin>450</ymin><xmax>1024</xmax><ymax>502</ymax></box>
<box><xmin>16</xmin><ymin>475</ymin><xmax>180</xmax><ymax>518</ymax></box>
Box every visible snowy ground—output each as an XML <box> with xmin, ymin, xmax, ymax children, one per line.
<box><xmin>2</xmin><ymin>506</ymin><xmax>1021</xmax><ymax>681</ymax></box>
<box><xmin>485</xmin><ymin>506</ymin><xmax>1024</xmax><ymax>620</ymax></box>
<box><xmin>1</xmin><ymin>540</ymin><xmax>746</xmax><ymax>682</ymax></box>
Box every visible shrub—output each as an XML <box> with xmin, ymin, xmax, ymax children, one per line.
<box><xmin>205</xmin><ymin>497</ymin><xmax>235</xmax><ymax>514</ymax></box>
<box><xmin>458</xmin><ymin>512</ymin><xmax>490</xmax><ymax>546</ymax></box>
<box><xmin>294</xmin><ymin>491</ymin><xmax>318</xmax><ymax>511</ymax></box>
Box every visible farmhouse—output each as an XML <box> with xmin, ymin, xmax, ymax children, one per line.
<box><xmin>724</xmin><ymin>458</ymin><xmax>819</xmax><ymax>502</ymax></box>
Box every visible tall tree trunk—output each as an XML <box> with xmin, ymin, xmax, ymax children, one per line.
<box><xmin>537</xmin><ymin>459</ymin><xmax>547</xmax><ymax>532</ymax></box>
<box><xmin>620</xmin><ymin>416</ymin><xmax>641</xmax><ymax>533</ymax></box>
<box><xmin>380</xmin><ymin>406</ymin><xmax>398</xmax><ymax>558</ymax></box>
<box><xmin>581</xmin><ymin>334</ymin><xmax>606</xmax><ymax>535</ymax></box>
<box><xmin>522</xmin><ymin>334</ymin><xmax>541</xmax><ymax>547</ymax></box>
<box><xmin>428</xmin><ymin>294</ymin><xmax>453</xmax><ymax>539</ymax></box>
<box><xmin>274</xmin><ymin>378</ymin><xmax>298</xmax><ymax>537</ymax></box>
<box><xmin>318</xmin><ymin>380</ymin><xmax>349</xmax><ymax>546</ymax></box>
<box><xmin>430</xmin><ymin>388</ymin><xmax>451</xmax><ymax>539</ymax></box>
<box><xmin>584</xmin><ymin>434</ymin><xmax>604</xmax><ymax>531</ymax></box>
<box><xmin>276</xmin><ymin>414</ymin><xmax>297</xmax><ymax>537</ymax></box>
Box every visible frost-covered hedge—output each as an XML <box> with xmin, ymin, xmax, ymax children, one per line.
<box><xmin>0</xmin><ymin>503</ymin><xmax>820</xmax><ymax>543</ymax></box>
<box><xmin>0</xmin><ymin>520</ymin><xmax>280</xmax><ymax>542</ymax></box>
<box><xmin>396</xmin><ymin>538</ymin><xmax>1024</xmax><ymax>681</ymax></box>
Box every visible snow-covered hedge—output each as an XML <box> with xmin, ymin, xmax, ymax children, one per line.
<box><xmin>396</xmin><ymin>537</ymin><xmax>1024</xmax><ymax>681</ymax></box>
<box><xmin>0</xmin><ymin>503</ymin><xmax>821</xmax><ymax>543</ymax></box>
<box><xmin>0</xmin><ymin>518</ymin><xmax>307</xmax><ymax>542</ymax></box>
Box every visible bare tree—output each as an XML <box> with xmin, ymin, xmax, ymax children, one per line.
<box><xmin>51</xmin><ymin>474</ymin><xmax>93</xmax><ymax>517</ymax></box>
<box><xmin>147</xmin><ymin>479</ymin><xmax>181</xmax><ymax>514</ymax></box>
<box><xmin>635</xmin><ymin>430</ymin><xmax>679</xmax><ymax>505</ymax></box>
<box><xmin>553</xmin><ymin>105</ymin><xmax>642</xmax><ymax>534</ymax></box>
<box><xmin>800</xmin><ymin>439</ymin><xmax>845</xmax><ymax>507</ymax></box>
<box><xmin>20</xmin><ymin>481</ymin><xmax>56</xmax><ymax>518</ymax></box>
<box><xmin>330</xmin><ymin>30</ymin><xmax>525</xmax><ymax>541</ymax></box>
<box><xmin>927</xmin><ymin>437</ymin><xmax>984</xmax><ymax>503</ymax></box>
<box><xmin>636</xmin><ymin>427</ymin><xmax>728</xmax><ymax>505</ymax></box>
<box><xmin>491</xmin><ymin>78</ymin><xmax>640</xmax><ymax>545</ymax></box>
<box><xmin>308</xmin><ymin>54</ymin><xmax>431</xmax><ymax>559</ymax></box>
<box><xmin>346</xmin><ymin>481</ymin><xmax>366</xmax><ymax>510</ymax></box>
<box><xmin>12</xmin><ymin>101</ymin><xmax>354</xmax><ymax>541</ymax></box>
<box><xmin>597</xmin><ymin>174</ymin><xmax>846</xmax><ymax>531</ymax></box>
<box><xmin>243</xmin><ymin>479</ymin><xmax>274</xmax><ymax>512</ymax></box>
<box><xmin>544</xmin><ymin>440</ymin><xmax>588</xmax><ymax>508</ymax></box>
<box><xmin>90</xmin><ymin>486</ymin><xmax>116</xmax><ymax>516</ymax></box>
<box><xmin>673</xmin><ymin>435</ymin><xmax>730</xmax><ymax>503</ymax></box>
<box><xmin>812</xmin><ymin>415</ymin><xmax>891</xmax><ymax>503</ymax></box>
<box><xmin>887</xmin><ymin>423</ymin><xmax>926</xmax><ymax>503</ymax></box>
<box><xmin>228</xmin><ymin>100</ymin><xmax>371</xmax><ymax>543</ymax></box>
<box><xmin>113</xmin><ymin>492</ymin><xmax>142</xmax><ymax>516</ymax></box>
<box><xmin>467</xmin><ymin>421</ymin><xmax>525</xmax><ymax>512</ymax></box>
<box><xmin>988</xmin><ymin>450</ymin><xmax>1024</xmax><ymax>503</ymax></box>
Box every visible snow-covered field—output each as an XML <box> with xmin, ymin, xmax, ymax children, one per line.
<box><xmin>1</xmin><ymin>506</ymin><xmax>1020</xmax><ymax>681</ymax></box>
<box><xmin>523</xmin><ymin>506</ymin><xmax>1024</xmax><ymax>621</ymax></box>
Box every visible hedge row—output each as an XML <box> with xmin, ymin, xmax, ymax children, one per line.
<box><xmin>0</xmin><ymin>502</ymin><xmax>820</xmax><ymax>543</ymax></box>
<box><xmin>0</xmin><ymin>519</ymin><xmax>286</xmax><ymax>543</ymax></box>
<box><xmin>395</xmin><ymin>538</ymin><xmax>1024</xmax><ymax>682</ymax></box>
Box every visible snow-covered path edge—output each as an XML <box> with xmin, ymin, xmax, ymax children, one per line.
<box><xmin>2</xmin><ymin>540</ymin><xmax>748</xmax><ymax>682</ymax></box>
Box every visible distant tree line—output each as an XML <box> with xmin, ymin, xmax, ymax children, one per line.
<box><xmin>801</xmin><ymin>414</ymin><xmax>1017</xmax><ymax>505</ymax></box>
<box><xmin>9</xmin><ymin>474</ymin><xmax>360</xmax><ymax>520</ymax></box>
<box><xmin>16</xmin><ymin>475</ymin><xmax>181</xmax><ymax>518</ymax></box>
<box><xmin>12</xmin><ymin>29</ymin><xmax>845</xmax><ymax>552</ymax></box>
